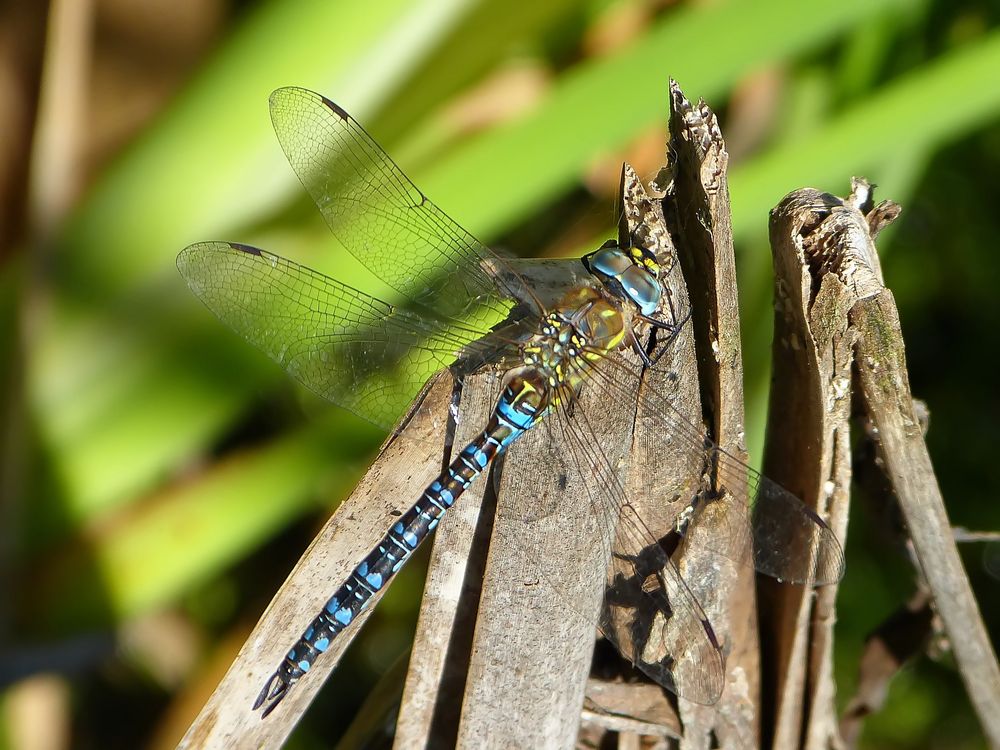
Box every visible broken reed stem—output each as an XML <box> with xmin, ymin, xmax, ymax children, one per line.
<box><xmin>766</xmin><ymin>188</ymin><xmax>856</xmax><ymax>750</ymax></box>
<box><xmin>776</xmin><ymin>178</ymin><xmax>1000</xmax><ymax>747</ymax></box>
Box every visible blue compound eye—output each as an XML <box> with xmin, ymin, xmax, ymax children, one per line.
<box><xmin>621</xmin><ymin>266</ymin><xmax>660</xmax><ymax>316</ymax></box>
<box><xmin>584</xmin><ymin>243</ymin><xmax>661</xmax><ymax>315</ymax></box>
<box><xmin>588</xmin><ymin>245</ymin><xmax>632</xmax><ymax>278</ymax></box>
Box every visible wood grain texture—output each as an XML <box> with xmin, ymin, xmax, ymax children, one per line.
<box><xmin>766</xmin><ymin>177</ymin><xmax>1000</xmax><ymax>748</ymax></box>
<box><xmin>661</xmin><ymin>80</ymin><xmax>758</xmax><ymax>749</ymax></box>
<box><xmin>454</xmin><ymin>361</ymin><xmax>637</xmax><ymax>748</ymax></box>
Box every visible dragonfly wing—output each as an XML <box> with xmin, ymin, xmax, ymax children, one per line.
<box><xmin>268</xmin><ymin>87</ymin><xmax>533</xmax><ymax>330</ymax></box>
<box><xmin>718</xmin><ymin>457</ymin><xmax>846</xmax><ymax>585</ymax></box>
<box><xmin>521</xmin><ymin>371</ymin><xmax>725</xmax><ymax>705</ymax></box>
<box><xmin>501</xmin><ymin>257</ymin><xmax>598</xmax><ymax>313</ymax></box>
<box><xmin>593</xmin><ymin>354</ymin><xmax>846</xmax><ymax>586</ymax></box>
<box><xmin>178</xmin><ymin>241</ymin><xmax>509</xmax><ymax>431</ymax></box>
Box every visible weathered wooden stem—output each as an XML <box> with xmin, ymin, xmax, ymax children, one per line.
<box><xmin>851</xmin><ymin>284</ymin><xmax>1000</xmax><ymax>748</ymax></box>
<box><xmin>664</xmin><ymin>80</ymin><xmax>760</xmax><ymax>749</ymax></box>
<box><xmin>769</xmin><ymin>178</ymin><xmax>1000</xmax><ymax>749</ymax></box>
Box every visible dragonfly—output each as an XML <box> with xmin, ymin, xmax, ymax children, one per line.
<box><xmin>177</xmin><ymin>87</ymin><xmax>845</xmax><ymax>719</ymax></box>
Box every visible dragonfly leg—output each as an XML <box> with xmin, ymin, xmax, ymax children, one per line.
<box><xmin>635</xmin><ymin>305</ymin><xmax>690</xmax><ymax>366</ymax></box>
<box><xmin>626</xmin><ymin>328</ymin><xmax>656</xmax><ymax>368</ymax></box>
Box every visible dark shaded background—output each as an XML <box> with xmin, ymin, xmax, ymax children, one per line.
<box><xmin>1</xmin><ymin>0</ymin><xmax>997</xmax><ymax>747</ymax></box>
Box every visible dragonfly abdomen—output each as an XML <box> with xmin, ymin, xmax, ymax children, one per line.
<box><xmin>254</xmin><ymin>375</ymin><xmax>546</xmax><ymax>717</ymax></box>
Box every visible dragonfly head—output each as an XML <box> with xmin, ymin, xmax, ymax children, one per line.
<box><xmin>582</xmin><ymin>239</ymin><xmax>661</xmax><ymax>318</ymax></box>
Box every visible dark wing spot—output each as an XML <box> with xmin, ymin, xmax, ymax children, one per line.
<box><xmin>231</xmin><ymin>242</ymin><xmax>262</xmax><ymax>256</ymax></box>
<box><xmin>320</xmin><ymin>94</ymin><xmax>350</xmax><ymax>121</ymax></box>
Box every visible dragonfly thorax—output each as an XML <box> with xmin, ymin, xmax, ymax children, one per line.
<box><xmin>517</xmin><ymin>286</ymin><xmax>627</xmax><ymax>402</ymax></box>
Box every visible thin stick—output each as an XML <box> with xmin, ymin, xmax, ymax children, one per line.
<box><xmin>852</xmin><ymin>284</ymin><xmax>1000</xmax><ymax>747</ymax></box>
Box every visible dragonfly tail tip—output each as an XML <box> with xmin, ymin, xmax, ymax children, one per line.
<box><xmin>253</xmin><ymin>672</ymin><xmax>288</xmax><ymax>717</ymax></box>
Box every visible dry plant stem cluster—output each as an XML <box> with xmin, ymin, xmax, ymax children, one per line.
<box><xmin>769</xmin><ymin>180</ymin><xmax>1000</xmax><ymax>749</ymax></box>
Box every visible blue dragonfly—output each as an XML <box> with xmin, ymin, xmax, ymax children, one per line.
<box><xmin>177</xmin><ymin>87</ymin><xmax>845</xmax><ymax>719</ymax></box>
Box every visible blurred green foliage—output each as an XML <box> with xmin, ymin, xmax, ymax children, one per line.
<box><xmin>4</xmin><ymin>0</ymin><xmax>999</xmax><ymax>746</ymax></box>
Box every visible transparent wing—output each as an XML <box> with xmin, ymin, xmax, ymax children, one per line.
<box><xmin>546</xmin><ymin>387</ymin><xmax>726</xmax><ymax>704</ymax></box>
<box><xmin>588</xmin><ymin>355</ymin><xmax>846</xmax><ymax>586</ymax></box>
<box><xmin>177</xmin><ymin>241</ymin><xmax>513</xmax><ymax>431</ymax></box>
<box><xmin>519</xmin><ymin>335</ymin><xmax>845</xmax><ymax>702</ymax></box>
<box><xmin>269</xmin><ymin>86</ymin><xmax>533</xmax><ymax>330</ymax></box>
<box><xmin>511</xmin><ymin>360</ymin><xmax>724</xmax><ymax>705</ymax></box>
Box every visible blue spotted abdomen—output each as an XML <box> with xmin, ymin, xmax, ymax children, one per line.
<box><xmin>254</xmin><ymin>374</ymin><xmax>545</xmax><ymax>716</ymax></box>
